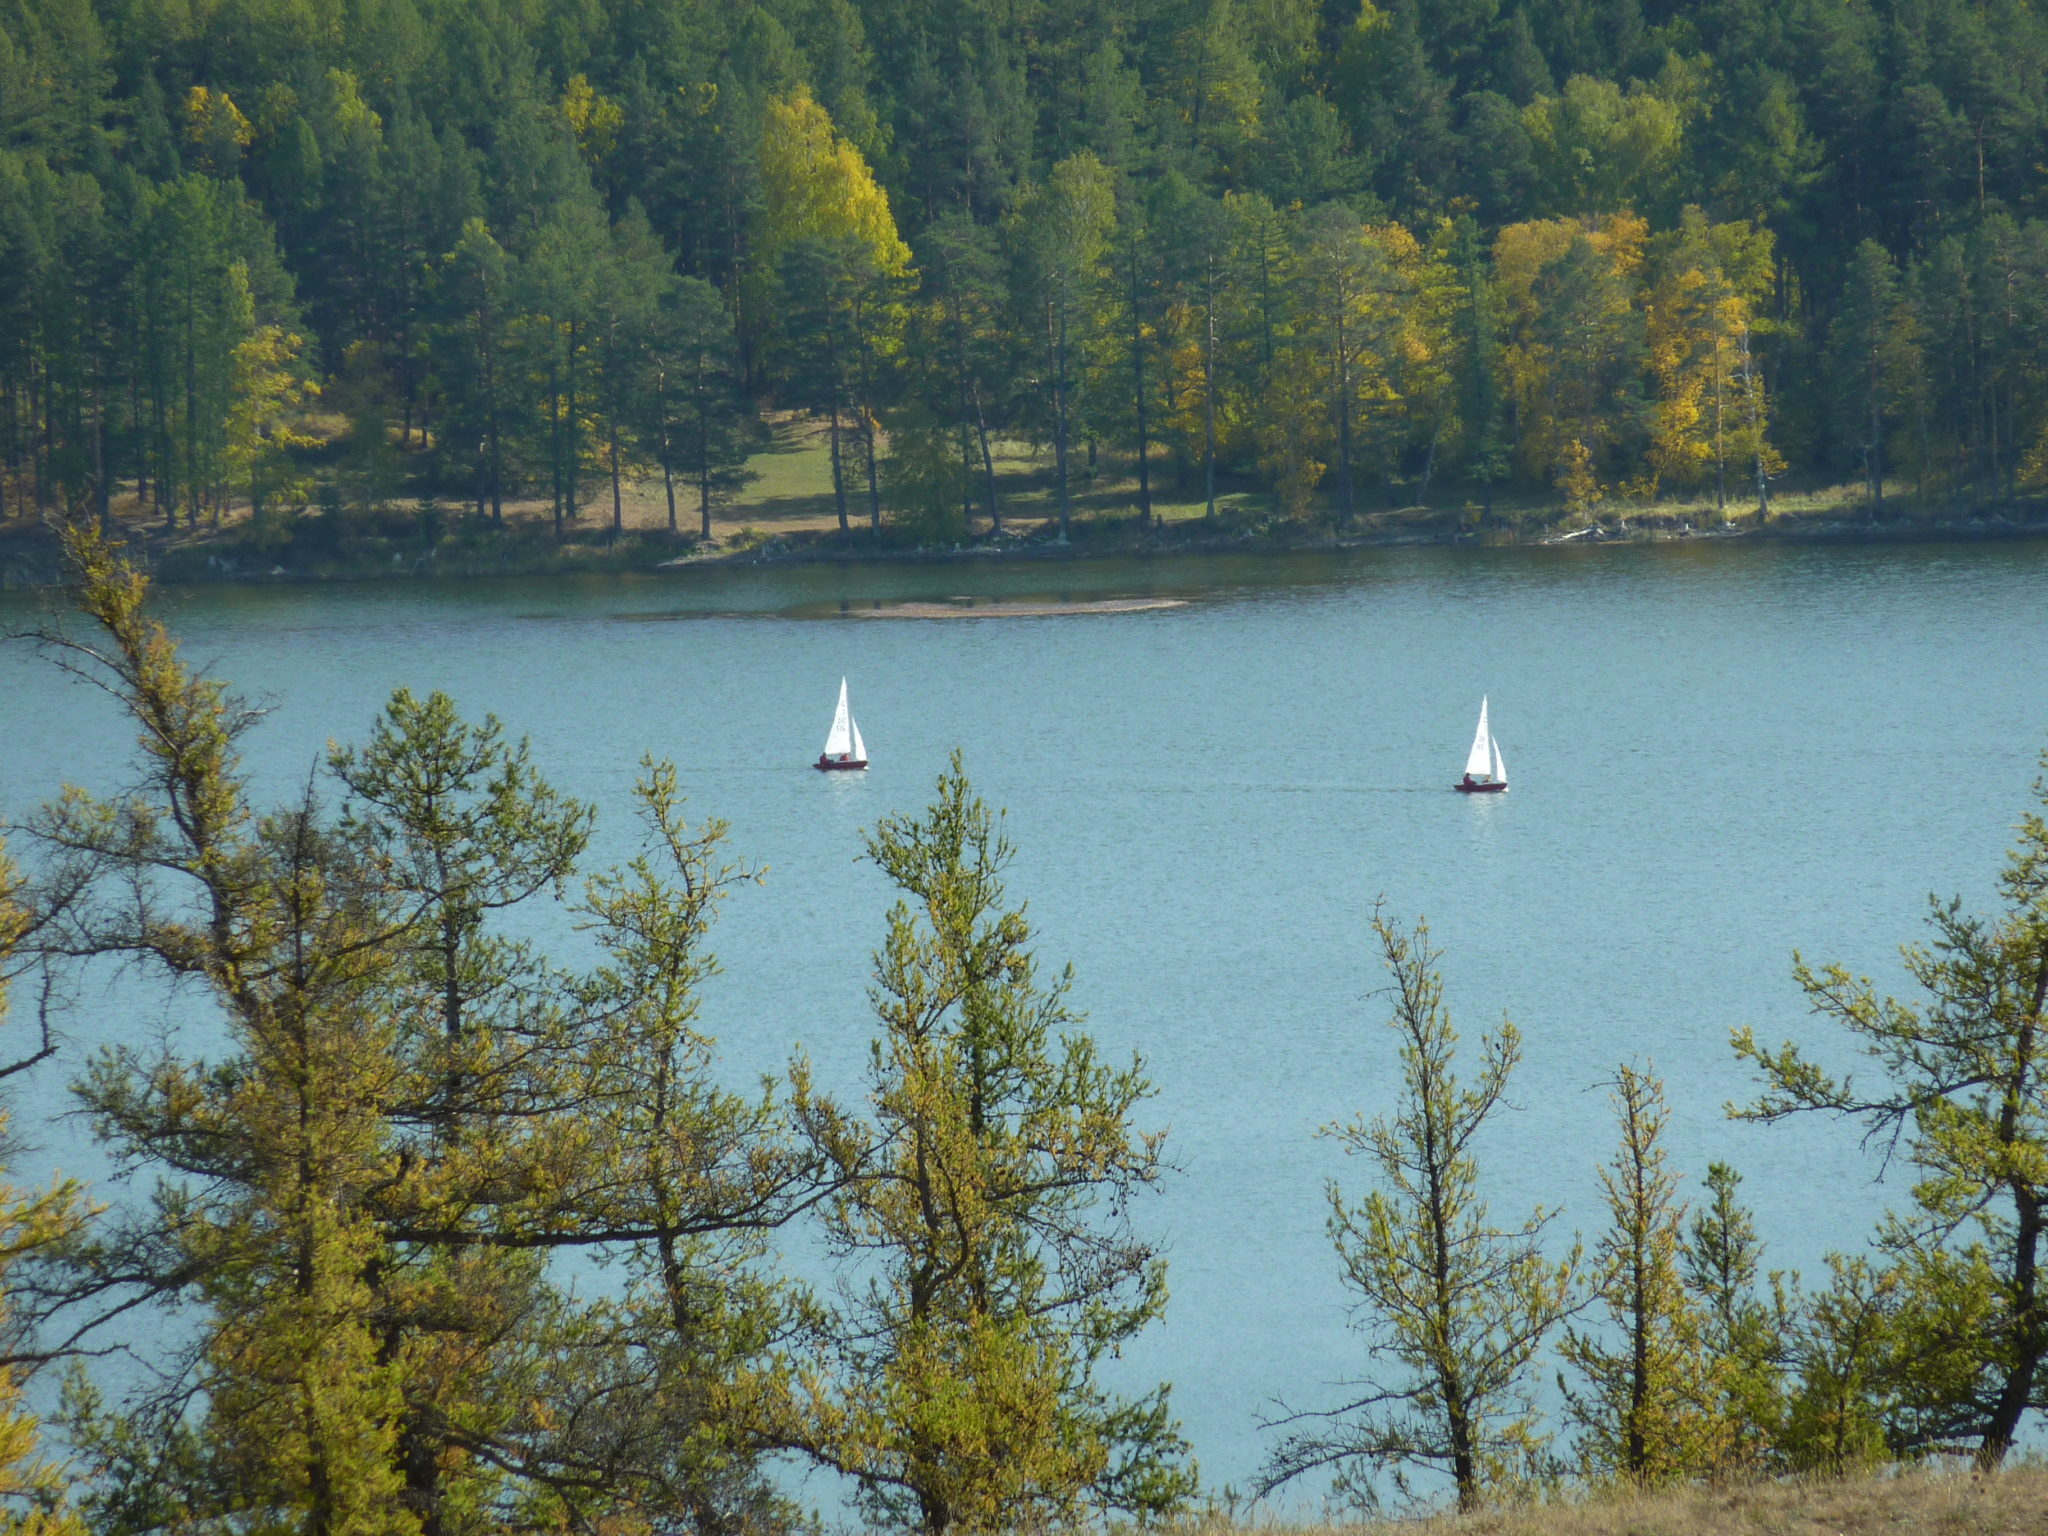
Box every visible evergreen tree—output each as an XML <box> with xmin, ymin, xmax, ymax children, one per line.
<box><xmin>25</xmin><ymin>528</ymin><xmax>418</xmax><ymax>1536</ymax></box>
<box><xmin>1013</xmin><ymin>153</ymin><xmax>1114</xmax><ymax>541</ymax></box>
<box><xmin>1825</xmin><ymin>240</ymin><xmax>1926</xmax><ymax>509</ymax></box>
<box><xmin>591</xmin><ymin>204</ymin><xmax>671</xmax><ymax>539</ymax></box>
<box><xmin>23</xmin><ymin>533</ymin><xmax>823</xmax><ymax>1534</ymax></box>
<box><xmin>919</xmin><ymin>212</ymin><xmax>1013</xmax><ymax>534</ymax></box>
<box><xmin>522</xmin><ymin>198</ymin><xmax>608</xmax><ymax>535</ymax></box>
<box><xmin>431</xmin><ymin>219</ymin><xmax>519</xmax><ymax>523</ymax></box>
<box><xmin>647</xmin><ymin>276</ymin><xmax>756</xmax><ymax>540</ymax></box>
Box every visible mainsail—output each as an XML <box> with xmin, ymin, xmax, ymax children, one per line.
<box><xmin>824</xmin><ymin>678</ymin><xmax>854</xmax><ymax>757</ymax></box>
<box><xmin>1464</xmin><ymin>697</ymin><xmax>1494</xmax><ymax>780</ymax></box>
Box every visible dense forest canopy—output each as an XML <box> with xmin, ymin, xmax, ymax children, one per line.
<box><xmin>4</xmin><ymin>0</ymin><xmax>2048</xmax><ymax>538</ymax></box>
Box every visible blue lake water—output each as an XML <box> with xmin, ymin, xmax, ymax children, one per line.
<box><xmin>4</xmin><ymin>537</ymin><xmax>2047</xmax><ymax>1510</ymax></box>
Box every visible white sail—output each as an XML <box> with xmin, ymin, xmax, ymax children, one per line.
<box><xmin>1464</xmin><ymin>697</ymin><xmax>1493</xmax><ymax>780</ymax></box>
<box><xmin>850</xmin><ymin>716</ymin><xmax>867</xmax><ymax>764</ymax></box>
<box><xmin>1490</xmin><ymin>735</ymin><xmax>1506</xmax><ymax>785</ymax></box>
<box><xmin>824</xmin><ymin>678</ymin><xmax>854</xmax><ymax>757</ymax></box>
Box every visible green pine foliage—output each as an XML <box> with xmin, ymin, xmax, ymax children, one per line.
<box><xmin>8</xmin><ymin>0</ymin><xmax>2048</xmax><ymax>536</ymax></box>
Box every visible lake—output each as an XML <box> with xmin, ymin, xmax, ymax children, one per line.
<box><xmin>5</xmin><ymin>536</ymin><xmax>2047</xmax><ymax>1510</ymax></box>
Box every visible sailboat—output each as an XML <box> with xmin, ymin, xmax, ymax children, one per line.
<box><xmin>1453</xmin><ymin>696</ymin><xmax>1508</xmax><ymax>793</ymax></box>
<box><xmin>814</xmin><ymin>678</ymin><xmax>869</xmax><ymax>771</ymax></box>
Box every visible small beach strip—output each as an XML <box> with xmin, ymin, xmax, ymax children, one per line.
<box><xmin>853</xmin><ymin>596</ymin><xmax>1186</xmax><ymax>619</ymax></box>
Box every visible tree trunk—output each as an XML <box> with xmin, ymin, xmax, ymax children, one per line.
<box><xmin>830</xmin><ymin>398</ymin><xmax>849</xmax><ymax>536</ymax></box>
<box><xmin>972</xmin><ymin>381</ymin><xmax>999</xmax><ymax>535</ymax></box>
<box><xmin>1978</xmin><ymin>965</ymin><xmax>2047</xmax><ymax>1468</ymax></box>
<box><xmin>482</xmin><ymin>328</ymin><xmax>504</xmax><ymax>526</ymax></box>
<box><xmin>1713</xmin><ymin>353</ymin><xmax>1726</xmax><ymax>515</ymax></box>
<box><xmin>1051</xmin><ymin>301</ymin><xmax>1072</xmax><ymax>542</ymax></box>
<box><xmin>563</xmin><ymin>321</ymin><xmax>580</xmax><ymax>524</ymax></box>
<box><xmin>863</xmin><ymin>405</ymin><xmax>881</xmax><ymax>533</ymax></box>
<box><xmin>1130</xmin><ymin>262</ymin><xmax>1153</xmax><ymax>528</ymax></box>
<box><xmin>1334</xmin><ymin>309</ymin><xmax>1355</xmax><ymax>526</ymax></box>
<box><xmin>549</xmin><ymin>351</ymin><xmax>565</xmax><ymax>538</ymax></box>
<box><xmin>93</xmin><ymin>379</ymin><xmax>110</xmax><ymax>535</ymax></box>
<box><xmin>608</xmin><ymin>420</ymin><xmax>624</xmax><ymax>541</ymax></box>
<box><xmin>1203</xmin><ymin>265</ymin><xmax>1218</xmax><ymax>523</ymax></box>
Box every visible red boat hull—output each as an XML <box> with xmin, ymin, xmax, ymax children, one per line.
<box><xmin>1454</xmin><ymin>778</ymin><xmax>1507</xmax><ymax>793</ymax></box>
<box><xmin>816</xmin><ymin>755</ymin><xmax>868</xmax><ymax>772</ymax></box>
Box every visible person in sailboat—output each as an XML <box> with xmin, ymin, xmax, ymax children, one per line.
<box><xmin>815</xmin><ymin>678</ymin><xmax>870</xmax><ymax>771</ymax></box>
<box><xmin>1454</xmin><ymin>697</ymin><xmax>1508</xmax><ymax>792</ymax></box>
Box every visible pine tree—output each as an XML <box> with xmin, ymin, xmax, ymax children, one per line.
<box><xmin>431</xmin><ymin>219</ymin><xmax>519</xmax><ymax>523</ymax></box>
<box><xmin>919</xmin><ymin>213</ymin><xmax>1012</xmax><ymax>535</ymax></box>
<box><xmin>591</xmin><ymin>204</ymin><xmax>671</xmax><ymax>540</ymax></box>
<box><xmin>522</xmin><ymin>199</ymin><xmax>608</xmax><ymax>535</ymax></box>
<box><xmin>25</xmin><ymin>534</ymin><xmax>820</xmax><ymax>1535</ymax></box>
<box><xmin>647</xmin><ymin>276</ymin><xmax>755</xmax><ymax>541</ymax></box>
<box><xmin>1825</xmin><ymin>240</ymin><xmax>1925</xmax><ymax>509</ymax></box>
<box><xmin>1776</xmin><ymin>1255</ymin><xmax>1902</xmax><ymax>1474</ymax></box>
<box><xmin>1013</xmin><ymin>153</ymin><xmax>1115</xmax><ymax>542</ymax></box>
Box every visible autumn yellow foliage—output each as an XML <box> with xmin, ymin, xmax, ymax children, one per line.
<box><xmin>756</xmin><ymin>87</ymin><xmax>911</xmax><ymax>278</ymax></box>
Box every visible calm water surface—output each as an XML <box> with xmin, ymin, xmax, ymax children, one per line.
<box><xmin>4</xmin><ymin>538</ymin><xmax>2047</xmax><ymax>1507</ymax></box>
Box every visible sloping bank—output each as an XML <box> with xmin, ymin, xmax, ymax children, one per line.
<box><xmin>1184</xmin><ymin>1463</ymin><xmax>2048</xmax><ymax>1536</ymax></box>
<box><xmin>4</xmin><ymin>503</ymin><xmax>2048</xmax><ymax>589</ymax></box>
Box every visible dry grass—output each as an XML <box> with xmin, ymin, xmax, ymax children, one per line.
<box><xmin>1173</xmin><ymin>1464</ymin><xmax>2048</xmax><ymax>1536</ymax></box>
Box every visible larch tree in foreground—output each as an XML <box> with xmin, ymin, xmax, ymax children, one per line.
<box><xmin>1735</xmin><ymin>745</ymin><xmax>2048</xmax><ymax>1468</ymax></box>
<box><xmin>1259</xmin><ymin>911</ymin><xmax>1576</xmax><ymax>1512</ymax></box>
<box><xmin>1680</xmin><ymin>1162</ymin><xmax>1789</xmax><ymax>1468</ymax></box>
<box><xmin>0</xmin><ymin>838</ymin><xmax>90</xmax><ymax>1536</ymax></box>
<box><xmin>804</xmin><ymin>754</ymin><xmax>1191</xmax><ymax>1535</ymax></box>
<box><xmin>17</xmin><ymin>528</ymin><xmax>823</xmax><ymax>1535</ymax></box>
<box><xmin>1559</xmin><ymin>1062</ymin><xmax>1721</xmax><ymax>1484</ymax></box>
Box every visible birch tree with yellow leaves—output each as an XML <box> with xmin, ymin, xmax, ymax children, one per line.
<box><xmin>1495</xmin><ymin>214</ymin><xmax>1649</xmax><ymax>498</ymax></box>
<box><xmin>757</xmin><ymin>88</ymin><xmax>912</xmax><ymax>532</ymax></box>
<box><xmin>225</xmin><ymin>317</ymin><xmax>318</xmax><ymax>538</ymax></box>
<box><xmin>1286</xmin><ymin>210</ymin><xmax>1446</xmax><ymax>522</ymax></box>
<box><xmin>1645</xmin><ymin>208</ymin><xmax>1780</xmax><ymax>516</ymax></box>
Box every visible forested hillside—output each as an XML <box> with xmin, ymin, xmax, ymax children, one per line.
<box><xmin>5</xmin><ymin>0</ymin><xmax>2048</xmax><ymax>543</ymax></box>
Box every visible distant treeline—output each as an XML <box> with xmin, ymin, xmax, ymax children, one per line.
<box><xmin>6</xmin><ymin>0</ymin><xmax>2048</xmax><ymax>540</ymax></box>
<box><xmin>6</xmin><ymin>531</ymin><xmax>2048</xmax><ymax>1533</ymax></box>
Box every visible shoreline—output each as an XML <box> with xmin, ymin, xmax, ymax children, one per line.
<box><xmin>850</xmin><ymin>597</ymin><xmax>1188</xmax><ymax>618</ymax></box>
<box><xmin>5</xmin><ymin>506</ymin><xmax>2048</xmax><ymax>592</ymax></box>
